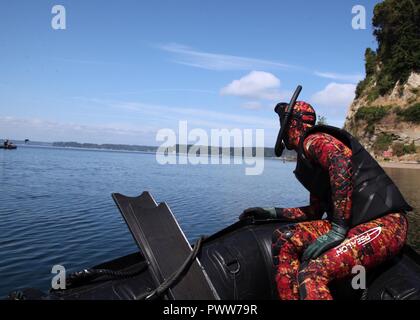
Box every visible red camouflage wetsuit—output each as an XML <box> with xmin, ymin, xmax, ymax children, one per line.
<box><xmin>272</xmin><ymin>132</ymin><xmax>408</xmax><ymax>300</ymax></box>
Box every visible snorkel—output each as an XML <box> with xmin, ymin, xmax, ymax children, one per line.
<box><xmin>274</xmin><ymin>85</ymin><xmax>302</xmax><ymax>157</ymax></box>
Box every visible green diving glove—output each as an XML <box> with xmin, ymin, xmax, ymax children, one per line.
<box><xmin>302</xmin><ymin>223</ymin><xmax>348</xmax><ymax>261</ymax></box>
<box><xmin>239</xmin><ymin>207</ymin><xmax>280</xmax><ymax>221</ymax></box>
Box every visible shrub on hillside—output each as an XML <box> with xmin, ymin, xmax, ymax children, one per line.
<box><xmin>355</xmin><ymin>106</ymin><xmax>391</xmax><ymax>125</ymax></box>
<box><xmin>392</xmin><ymin>141</ymin><xmax>417</xmax><ymax>157</ymax></box>
<box><xmin>396</xmin><ymin>103</ymin><xmax>420</xmax><ymax>123</ymax></box>
<box><xmin>373</xmin><ymin>133</ymin><xmax>393</xmax><ymax>154</ymax></box>
<box><xmin>392</xmin><ymin>143</ymin><xmax>405</xmax><ymax>157</ymax></box>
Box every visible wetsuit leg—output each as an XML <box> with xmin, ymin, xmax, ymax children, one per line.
<box><xmin>272</xmin><ymin>220</ymin><xmax>331</xmax><ymax>300</ymax></box>
<box><xmin>298</xmin><ymin>213</ymin><xmax>408</xmax><ymax>300</ymax></box>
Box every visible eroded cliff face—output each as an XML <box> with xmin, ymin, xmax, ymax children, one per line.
<box><xmin>342</xmin><ymin>0</ymin><xmax>420</xmax><ymax>162</ymax></box>
<box><xmin>344</xmin><ymin>72</ymin><xmax>420</xmax><ymax>162</ymax></box>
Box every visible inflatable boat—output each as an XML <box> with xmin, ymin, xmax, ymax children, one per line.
<box><xmin>8</xmin><ymin>192</ymin><xmax>420</xmax><ymax>300</ymax></box>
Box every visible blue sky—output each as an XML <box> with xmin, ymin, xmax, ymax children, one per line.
<box><xmin>0</xmin><ymin>0</ymin><xmax>380</xmax><ymax>145</ymax></box>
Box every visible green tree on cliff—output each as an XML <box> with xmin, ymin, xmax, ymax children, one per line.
<box><xmin>356</xmin><ymin>0</ymin><xmax>420</xmax><ymax>97</ymax></box>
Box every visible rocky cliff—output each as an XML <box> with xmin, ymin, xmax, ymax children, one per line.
<box><xmin>343</xmin><ymin>0</ymin><xmax>420</xmax><ymax>162</ymax></box>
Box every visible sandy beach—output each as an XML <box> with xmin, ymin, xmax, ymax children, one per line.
<box><xmin>380</xmin><ymin>162</ymin><xmax>420</xmax><ymax>170</ymax></box>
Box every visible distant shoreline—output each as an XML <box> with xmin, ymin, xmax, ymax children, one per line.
<box><xmin>13</xmin><ymin>141</ymin><xmax>297</xmax><ymax>160</ymax></box>
<box><xmin>12</xmin><ymin>141</ymin><xmax>420</xmax><ymax>170</ymax></box>
<box><xmin>17</xmin><ymin>144</ymin><xmax>299</xmax><ymax>161</ymax></box>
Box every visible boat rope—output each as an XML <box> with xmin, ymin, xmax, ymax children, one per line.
<box><xmin>64</xmin><ymin>262</ymin><xmax>149</xmax><ymax>289</ymax></box>
<box><xmin>137</xmin><ymin>236</ymin><xmax>205</xmax><ymax>300</ymax></box>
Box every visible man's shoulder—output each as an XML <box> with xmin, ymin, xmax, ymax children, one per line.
<box><xmin>303</xmin><ymin>132</ymin><xmax>334</xmax><ymax>151</ymax></box>
<box><xmin>303</xmin><ymin>130</ymin><xmax>352</xmax><ymax>159</ymax></box>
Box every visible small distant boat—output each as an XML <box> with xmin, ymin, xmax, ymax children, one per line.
<box><xmin>0</xmin><ymin>145</ymin><xmax>17</xmax><ymax>150</ymax></box>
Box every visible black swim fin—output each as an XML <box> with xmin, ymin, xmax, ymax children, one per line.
<box><xmin>112</xmin><ymin>192</ymin><xmax>219</xmax><ymax>300</ymax></box>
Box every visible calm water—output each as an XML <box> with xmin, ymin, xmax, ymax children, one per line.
<box><xmin>0</xmin><ymin>146</ymin><xmax>419</xmax><ymax>297</ymax></box>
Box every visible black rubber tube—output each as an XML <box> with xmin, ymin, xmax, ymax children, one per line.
<box><xmin>274</xmin><ymin>85</ymin><xmax>302</xmax><ymax>157</ymax></box>
<box><xmin>137</xmin><ymin>236</ymin><xmax>205</xmax><ymax>300</ymax></box>
<box><xmin>65</xmin><ymin>262</ymin><xmax>149</xmax><ymax>289</ymax></box>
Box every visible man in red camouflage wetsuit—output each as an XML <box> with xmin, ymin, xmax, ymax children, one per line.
<box><xmin>240</xmin><ymin>101</ymin><xmax>409</xmax><ymax>300</ymax></box>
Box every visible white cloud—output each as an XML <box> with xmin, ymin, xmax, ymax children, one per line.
<box><xmin>67</xmin><ymin>97</ymin><xmax>279</xmax><ymax>129</ymax></box>
<box><xmin>241</xmin><ymin>101</ymin><xmax>264</xmax><ymax>110</ymax></box>
<box><xmin>159</xmin><ymin>43</ymin><xmax>294</xmax><ymax>71</ymax></box>
<box><xmin>108</xmin><ymin>100</ymin><xmax>277</xmax><ymax>128</ymax></box>
<box><xmin>50</xmin><ymin>97</ymin><xmax>278</xmax><ymax>130</ymax></box>
<box><xmin>158</xmin><ymin>43</ymin><xmax>365</xmax><ymax>89</ymax></box>
<box><xmin>0</xmin><ymin>117</ymin><xmax>157</xmax><ymax>145</ymax></box>
<box><xmin>311</xmin><ymin>83</ymin><xmax>356</xmax><ymax>110</ymax></box>
<box><xmin>314</xmin><ymin>71</ymin><xmax>363</xmax><ymax>83</ymax></box>
<box><xmin>0</xmin><ymin>105</ymin><xmax>279</xmax><ymax>146</ymax></box>
<box><xmin>220</xmin><ymin>71</ymin><xmax>287</xmax><ymax>101</ymax></box>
